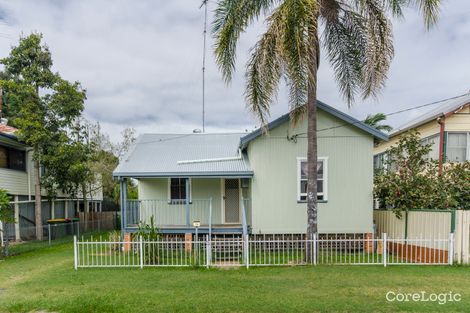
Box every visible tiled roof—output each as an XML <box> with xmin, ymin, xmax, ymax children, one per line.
<box><xmin>0</xmin><ymin>124</ymin><xmax>18</xmax><ymax>135</ymax></box>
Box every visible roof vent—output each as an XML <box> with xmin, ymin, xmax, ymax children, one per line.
<box><xmin>193</xmin><ymin>128</ymin><xmax>202</xmax><ymax>133</ymax></box>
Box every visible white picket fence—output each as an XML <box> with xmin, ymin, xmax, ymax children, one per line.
<box><xmin>73</xmin><ymin>233</ymin><xmax>455</xmax><ymax>269</ymax></box>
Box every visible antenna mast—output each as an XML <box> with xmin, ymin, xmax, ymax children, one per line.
<box><xmin>200</xmin><ymin>0</ymin><xmax>208</xmax><ymax>133</ymax></box>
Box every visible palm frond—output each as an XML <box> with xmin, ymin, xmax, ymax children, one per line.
<box><xmin>322</xmin><ymin>5</ymin><xmax>368</xmax><ymax>104</ymax></box>
<box><xmin>364</xmin><ymin>113</ymin><xmax>393</xmax><ymax>132</ymax></box>
<box><xmin>212</xmin><ymin>0</ymin><xmax>277</xmax><ymax>83</ymax></box>
<box><xmin>414</xmin><ymin>0</ymin><xmax>441</xmax><ymax>28</ymax></box>
<box><xmin>319</xmin><ymin>0</ymin><xmax>341</xmax><ymax>23</ymax></box>
<box><xmin>382</xmin><ymin>0</ymin><xmax>441</xmax><ymax>28</ymax></box>
<box><xmin>282</xmin><ymin>0</ymin><xmax>318</xmax><ymax>125</ymax></box>
<box><xmin>244</xmin><ymin>5</ymin><xmax>285</xmax><ymax>127</ymax></box>
<box><xmin>358</xmin><ymin>0</ymin><xmax>394</xmax><ymax>100</ymax></box>
<box><xmin>383</xmin><ymin>0</ymin><xmax>407</xmax><ymax>18</ymax></box>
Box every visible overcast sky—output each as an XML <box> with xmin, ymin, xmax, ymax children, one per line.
<box><xmin>0</xmin><ymin>0</ymin><xmax>469</xmax><ymax>141</ymax></box>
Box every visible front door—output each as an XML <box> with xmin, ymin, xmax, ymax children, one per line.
<box><xmin>224</xmin><ymin>179</ymin><xmax>240</xmax><ymax>223</ymax></box>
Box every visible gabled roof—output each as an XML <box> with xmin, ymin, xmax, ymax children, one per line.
<box><xmin>0</xmin><ymin>123</ymin><xmax>21</xmax><ymax>142</ymax></box>
<box><xmin>391</xmin><ymin>93</ymin><xmax>470</xmax><ymax>136</ymax></box>
<box><xmin>113</xmin><ymin>133</ymin><xmax>253</xmax><ymax>178</ymax></box>
<box><xmin>0</xmin><ymin>124</ymin><xmax>18</xmax><ymax>135</ymax></box>
<box><xmin>240</xmin><ymin>100</ymin><xmax>389</xmax><ymax>148</ymax></box>
<box><xmin>113</xmin><ymin>100</ymin><xmax>387</xmax><ymax>178</ymax></box>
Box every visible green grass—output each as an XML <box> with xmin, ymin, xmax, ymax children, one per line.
<box><xmin>0</xmin><ymin>241</ymin><xmax>469</xmax><ymax>313</ymax></box>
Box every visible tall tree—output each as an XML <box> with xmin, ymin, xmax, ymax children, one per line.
<box><xmin>364</xmin><ymin>113</ymin><xmax>392</xmax><ymax>132</ymax></box>
<box><xmin>0</xmin><ymin>34</ymin><xmax>86</xmax><ymax>240</ymax></box>
<box><xmin>212</xmin><ymin>0</ymin><xmax>441</xmax><ymax>245</ymax></box>
<box><xmin>113</xmin><ymin>127</ymin><xmax>137</xmax><ymax>160</ymax></box>
<box><xmin>41</xmin><ymin>118</ymin><xmax>97</xmax><ymax>230</ymax></box>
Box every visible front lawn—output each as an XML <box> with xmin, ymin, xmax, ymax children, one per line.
<box><xmin>0</xmin><ymin>241</ymin><xmax>469</xmax><ymax>313</ymax></box>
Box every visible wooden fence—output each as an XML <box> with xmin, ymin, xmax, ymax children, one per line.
<box><xmin>78</xmin><ymin>212</ymin><xmax>117</xmax><ymax>232</ymax></box>
<box><xmin>373</xmin><ymin>209</ymin><xmax>470</xmax><ymax>264</ymax></box>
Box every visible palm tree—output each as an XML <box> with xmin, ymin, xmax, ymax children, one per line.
<box><xmin>212</xmin><ymin>0</ymin><xmax>441</xmax><ymax>245</ymax></box>
<box><xmin>364</xmin><ymin>113</ymin><xmax>393</xmax><ymax>132</ymax></box>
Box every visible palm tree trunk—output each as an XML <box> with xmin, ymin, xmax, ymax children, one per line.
<box><xmin>34</xmin><ymin>156</ymin><xmax>43</xmax><ymax>240</ymax></box>
<box><xmin>306</xmin><ymin>20</ymin><xmax>319</xmax><ymax>262</ymax></box>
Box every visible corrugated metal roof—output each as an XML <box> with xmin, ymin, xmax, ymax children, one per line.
<box><xmin>113</xmin><ymin>133</ymin><xmax>253</xmax><ymax>177</ymax></box>
<box><xmin>391</xmin><ymin>93</ymin><xmax>470</xmax><ymax>136</ymax></box>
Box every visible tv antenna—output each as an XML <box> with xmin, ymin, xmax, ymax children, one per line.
<box><xmin>200</xmin><ymin>0</ymin><xmax>208</xmax><ymax>132</ymax></box>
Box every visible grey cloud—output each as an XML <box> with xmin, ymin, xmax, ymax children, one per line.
<box><xmin>0</xmin><ymin>0</ymin><xmax>469</xmax><ymax>142</ymax></box>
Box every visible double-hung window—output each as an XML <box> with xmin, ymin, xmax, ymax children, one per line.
<box><xmin>373</xmin><ymin>152</ymin><xmax>389</xmax><ymax>170</ymax></box>
<box><xmin>421</xmin><ymin>134</ymin><xmax>440</xmax><ymax>161</ymax></box>
<box><xmin>0</xmin><ymin>145</ymin><xmax>26</xmax><ymax>171</ymax></box>
<box><xmin>297</xmin><ymin>157</ymin><xmax>328</xmax><ymax>202</ymax></box>
<box><xmin>446</xmin><ymin>132</ymin><xmax>469</xmax><ymax>162</ymax></box>
<box><xmin>169</xmin><ymin>178</ymin><xmax>191</xmax><ymax>204</ymax></box>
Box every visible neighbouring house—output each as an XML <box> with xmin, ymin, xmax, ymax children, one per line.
<box><xmin>0</xmin><ymin>120</ymin><xmax>103</xmax><ymax>241</ymax></box>
<box><xmin>113</xmin><ymin>100</ymin><xmax>388</xmax><ymax>236</ymax></box>
<box><xmin>374</xmin><ymin>93</ymin><xmax>470</xmax><ymax>170</ymax></box>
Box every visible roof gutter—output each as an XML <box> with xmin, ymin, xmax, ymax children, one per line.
<box><xmin>112</xmin><ymin>171</ymin><xmax>253</xmax><ymax>178</ymax></box>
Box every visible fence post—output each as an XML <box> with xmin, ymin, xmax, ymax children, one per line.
<box><xmin>245</xmin><ymin>234</ymin><xmax>249</xmax><ymax>269</ymax></box>
<box><xmin>448</xmin><ymin>233</ymin><xmax>454</xmax><ymax>265</ymax></box>
<box><xmin>313</xmin><ymin>233</ymin><xmax>317</xmax><ymax>266</ymax></box>
<box><xmin>73</xmin><ymin>235</ymin><xmax>78</xmax><ymax>270</ymax></box>
<box><xmin>383</xmin><ymin>233</ymin><xmax>387</xmax><ymax>267</ymax></box>
<box><xmin>0</xmin><ymin>221</ymin><xmax>3</xmax><ymax>248</ymax></box>
<box><xmin>139</xmin><ymin>235</ymin><xmax>144</xmax><ymax>269</ymax></box>
<box><xmin>48</xmin><ymin>224</ymin><xmax>51</xmax><ymax>245</ymax></box>
<box><xmin>208</xmin><ymin>198</ymin><xmax>212</xmax><ymax>238</ymax></box>
<box><xmin>14</xmin><ymin>195</ymin><xmax>20</xmax><ymax>241</ymax></box>
<box><xmin>205</xmin><ymin>235</ymin><xmax>211</xmax><ymax>268</ymax></box>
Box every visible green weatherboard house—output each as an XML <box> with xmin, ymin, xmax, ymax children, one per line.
<box><xmin>113</xmin><ymin>100</ymin><xmax>388</xmax><ymax>236</ymax></box>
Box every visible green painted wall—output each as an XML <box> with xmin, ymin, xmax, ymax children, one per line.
<box><xmin>138</xmin><ymin>178</ymin><xmax>223</xmax><ymax>224</ymax></box>
<box><xmin>246</xmin><ymin>109</ymin><xmax>374</xmax><ymax>234</ymax></box>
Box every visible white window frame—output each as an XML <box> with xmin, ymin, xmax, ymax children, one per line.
<box><xmin>297</xmin><ymin>157</ymin><xmax>328</xmax><ymax>202</ymax></box>
<box><xmin>167</xmin><ymin>178</ymin><xmax>192</xmax><ymax>204</ymax></box>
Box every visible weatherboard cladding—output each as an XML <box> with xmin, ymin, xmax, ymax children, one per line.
<box><xmin>113</xmin><ymin>133</ymin><xmax>253</xmax><ymax>177</ymax></box>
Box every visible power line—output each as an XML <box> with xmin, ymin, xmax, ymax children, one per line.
<box><xmin>135</xmin><ymin>94</ymin><xmax>469</xmax><ymax>146</ymax></box>
<box><xmin>315</xmin><ymin>93</ymin><xmax>469</xmax><ymax>133</ymax></box>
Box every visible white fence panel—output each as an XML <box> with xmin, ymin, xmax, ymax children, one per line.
<box><xmin>455</xmin><ymin>210</ymin><xmax>470</xmax><ymax>264</ymax></box>
<box><xmin>74</xmin><ymin>234</ymin><xmax>455</xmax><ymax>269</ymax></box>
